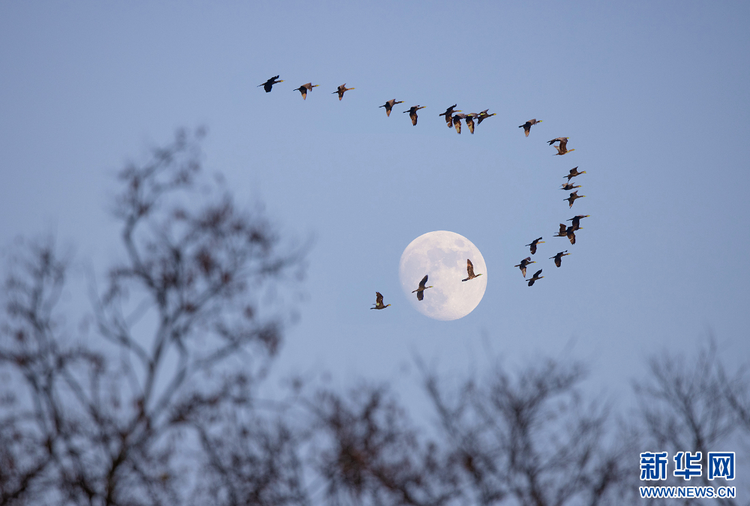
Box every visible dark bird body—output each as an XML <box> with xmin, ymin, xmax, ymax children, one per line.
<box><xmin>466</xmin><ymin>113</ymin><xmax>478</xmax><ymax>134</ymax></box>
<box><xmin>564</xmin><ymin>190</ymin><xmax>586</xmax><ymax>208</ymax></box>
<box><xmin>561</xmin><ymin>182</ymin><xmax>581</xmax><ymax>191</ymax></box>
<box><xmin>334</xmin><ymin>84</ymin><xmax>355</xmax><ymax>100</ymax></box>
<box><xmin>526</xmin><ymin>237</ymin><xmax>544</xmax><ymax>255</ymax></box>
<box><xmin>567</xmin><ymin>215</ymin><xmax>590</xmax><ymax>231</ymax></box>
<box><xmin>564</xmin><ymin>167</ymin><xmax>586</xmax><ymax>182</ymax></box>
<box><xmin>526</xmin><ymin>269</ymin><xmax>544</xmax><ymax>286</ymax></box>
<box><xmin>371</xmin><ymin>292</ymin><xmax>391</xmax><ymax>310</ymax></box>
<box><xmin>293</xmin><ymin>83</ymin><xmax>319</xmax><ymax>100</ymax></box>
<box><xmin>549</xmin><ymin>137</ymin><xmax>575</xmax><ymax>155</ymax></box>
<box><xmin>462</xmin><ymin>259</ymin><xmax>483</xmax><ymax>282</ymax></box>
<box><xmin>404</xmin><ymin>105</ymin><xmax>426</xmax><ymax>126</ymax></box>
<box><xmin>412</xmin><ymin>275</ymin><xmax>433</xmax><ymax>301</ymax></box>
<box><xmin>555</xmin><ymin>223</ymin><xmax>579</xmax><ymax>245</ymax></box>
<box><xmin>519</xmin><ymin>119</ymin><xmax>542</xmax><ymax>137</ymax></box>
<box><xmin>380</xmin><ymin>99</ymin><xmax>404</xmax><ymax>117</ymax></box>
<box><xmin>439</xmin><ymin>105</ymin><xmax>459</xmax><ymax>128</ymax></box>
<box><xmin>515</xmin><ymin>257</ymin><xmax>536</xmax><ymax>278</ymax></box>
<box><xmin>477</xmin><ymin>109</ymin><xmax>496</xmax><ymax>124</ymax></box>
<box><xmin>259</xmin><ymin>75</ymin><xmax>283</xmax><ymax>92</ymax></box>
<box><xmin>550</xmin><ymin>251</ymin><xmax>570</xmax><ymax>268</ymax></box>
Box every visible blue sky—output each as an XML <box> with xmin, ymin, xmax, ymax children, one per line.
<box><xmin>1</xmin><ymin>1</ymin><xmax>749</xmax><ymax>412</ymax></box>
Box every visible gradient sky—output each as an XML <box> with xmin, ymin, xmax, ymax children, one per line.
<box><xmin>2</xmin><ymin>1</ymin><xmax>749</xmax><ymax>417</ymax></box>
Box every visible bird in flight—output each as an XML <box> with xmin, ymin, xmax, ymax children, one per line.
<box><xmin>439</xmin><ymin>104</ymin><xmax>460</xmax><ymax>128</ymax></box>
<box><xmin>561</xmin><ymin>181</ymin><xmax>581</xmax><ymax>191</ymax></box>
<box><xmin>549</xmin><ymin>137</ymin><xmax>575</xmax><ymax>155</ymax></box>
<box><xmin>526</xmin><ymin>237</ymin><xmax>544</xmax><ymax>255</ymax></box>
<box><xmin>526</xmin><ymin>269</ymin><xmax>544</xmax><ymax>287</ymax></box>
<box><xmin>333</xmin><ymin>84</ymin><xmax>355</xmax><ymax>101</ymax></box>
<box><xmin>515</xmin><ymin>257</ymin><xmax>536</xmax><ymax>278</ymax></box>
<box><xmin>259</xmin><ymin>75</ymin><xmax>283</xmax><ymax>93</ymax></box>
<box><xmin>452</xmin><ymin>113</ymin><xmax>468</xmax><ymax>134</ymax></box>
<box><xmin>379</xmin><ymin>99</ymin><xmax>404</xmax><ymax>117</ymax></box>
<box><xmin>412</xmin><ymin>275</ymin><xmax>433</xmax><ymax>301</ymax></box>
<box><xmin>550</xmin><ymin>251</ymin><xmax>570</xmax><ymax>268</ymax></box>
<box><xmin>293</xmin><ymin>83</ymin><xmax>319</xmax><ymax>100</ymax></box>
<box><xmin>477</xmin><ymin>109</ymin><xmax>496</xmax><ymax>125</ymax></box>
<box><xmin>371</xmin><ymin>292</ymin><xmax>391</xmax><ymax>310</ymax></box>
<box><xmin>519</xmin><ymin>119</ymin><xmax>542</xmax><ymax>137</ymax></box>
<box><xmin>462</xmin><ymin>259</ymin><xmax>483</xmax><ymax>282</ymax></box>
<box><xmin>404</xmin><ymin>105</ymin><xmax>426</xmax><ymax>126</ymax></box>
<box><xmin>465</xmin><ymin>113</ymin><xmax>478</xmax><ymax>134</ymax></box>
<box><xmin>564</xmin><ymin>166</ymin><xmax>586</xmax><ymax>182</ymax></box>
<box><xmin>555</xmin><ymin>223</ymin><xmax>579</xmax><ymax>245</ymax></box>
<box><xmin>567</xmin><ymin>215</ymin><xmax>590</xmax><ymax>231</ymax></box>
<box><xmin>564</xmin><ymin>190</ymin><xmax>586</xmax><ymax>208</ymax></box>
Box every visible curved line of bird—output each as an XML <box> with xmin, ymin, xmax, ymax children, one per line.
<box><xmin>259</xmin><ymin>76</ymin><xmax>590</xmax><ymax>308</ymax></box>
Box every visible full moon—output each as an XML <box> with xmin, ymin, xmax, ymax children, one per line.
<box><xmin>399</xmin><ymin>231</ymin><xmax>488</xmax><ymax>321</ymax></box>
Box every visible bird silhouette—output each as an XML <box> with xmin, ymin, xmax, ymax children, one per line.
<box><xmin>379</xmin><ymin>99</ymin><xmax>404</xmax><ymax>117</ymax></box>
<box><xmin>333</xmin><ymin>84</ymin><xmax>355</xmax><ymax>100</ymax></box>
<box><xmin>525</xmin><ymin>237</ymin><xmax>545</xmax><ymax>255</ymax></box>
<box><xmin>564</xmin><ymin>190</ymin><xmax>586</xmax><ymax>208</ymax></box>
<box><xmin>519</xmin><ymin>119</ymin><xmax>542</xmax><ymax>137</ymax></box>
<box><xmin>462</xmin><ymin>259</ymin><xmax>483</xmax><ymax>282</ymax></box>
<box><xmin>526</xmin><ymin>269</ymin><xmax>544</xmax><ymax>286</ymax></box>
<box><xmin>549</xmin><ymin>137</ymin><xmax>575</xmax><ymax>155</ymax></box>
<box><xmin>404</xmin><ymin>105</ymin><xmax>426</xmax><ymax>126</ymax></box>
<box><xmin>550</xmin><ymin>251</ymin><xmax>570</xmax><ymax>268</ymax></box>
<box><xmin>293</xmin><ymin>83</ymin><xmax>318</xmax><ymax>100</ymax></box>
<box><xmin>564</xmin><ymin>166</ymin><xmax>586</xmax><ymax>182</ymax></box>
<box><xmin>561</xmin><ymin>181</ymin><xmax>581</xmax><ymax>191</ymax></box>
<box><xmin>412</xmin><ymin>275</ymin><xmax>433</xmax><ymax>301</ymax></box>
<box><xmin>259</xmin><ymin>75</ymin><xmax>283</xmax><ymax>92</ymax></box>
<box><xmin>371</xmin><ymin>292</ymin><xmax>391</xmax><ymax>310</ymax></box>
<box><xmin>567</xmin><ymin>215</ymin><xmax>590</xmax><ymax>231</ymax></box>
<box><xmin>515</xmin><ymin>257</ymin><xmax>536</xmax><ymax>278</ymax></box>
<box><xmin>439</xmin><ymin>105</ymin><xmax>460</xmax><ymax>128</ymax></box>
<box><xmin>477</xmin><ymin>109</ymin><xmax>496</xmax><ymax>125</ymax></box>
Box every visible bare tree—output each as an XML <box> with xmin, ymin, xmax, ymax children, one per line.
<box><xmin>634</xmin><ymin>340</ymin><xmax>749</xmax><ymax>505</ymax></box>
<box><xmin>0</xmin><ymin>129</ymin><xmax>304</xmax><ymax>506</ymax></box>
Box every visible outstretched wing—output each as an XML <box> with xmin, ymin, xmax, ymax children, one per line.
<box><xmin>466</xmin><ymin>259</ymin><xmax>475</xmax><ymax>277</ymax></box>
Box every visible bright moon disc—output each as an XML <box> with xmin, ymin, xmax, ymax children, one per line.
<box><xmin>399</xmin><ymin>231</ymin><xmax>488</xmax><ymax>321</ymax></box>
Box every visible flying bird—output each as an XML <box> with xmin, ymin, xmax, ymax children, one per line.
<box><xmin>526</xmin><ymin>269</ymin><xmax>544</xmax><ymax>287</ymax></box>
<box><xmin>548</xmin><ymin>137</ymin><xmax>575</xmax><ymax>155</ymax></box>
<box><xmin>333</xmin><ymin>84</ymin><xmax>355</xmax><ymax>101</ymax></box>
<box><xmin>404</xmin><ymin>105</ymin><xmax>426</xmax><ymax>126</ymax></box>
<box><xmin>567</xmin><ymin>215</ymin><xmax>590</xmax><ymax>231</ymax></box>
<box><xmin>259</xmin><ymin>75</ymin><xmax>283</xmax><ymax>93</ymax></box>
<box><xmin>561</xmin><ymin>181</ymin><xmax>581</xmax><ymax>191</ymax></box>
<box><xmin>465</xmin><ymin>113</ymin><xmax>478</xmax><ymax>134</ymax></box>
<box><xmin>379</xmin><ymin>99</ymin><xmax>404</xmax><ymax>117</ymax></box>
<box><xmin>477</xmin><ymin>109</ymin><xmax>496</xmax><ymax>124</ymax></box>
<box><xmin>519</xmin><ymin>119</ymin><xmax>542</xmax><ymax>137</ymax></box>
<box><xmin>293</xmin><ymin>83</ymin><xmax>319</xmax><ymax>100</ymax></box>
<box><xmin>453</xmin><ymin>113</ymin><xmax>467</xmax><ymax>134</ymax></box>
<box><xmin>525</xmin><ymin>237</ymin><xmax>545</xmax><ymax>255</ymax></box>
<box><xmin>462</xmin><ymin>259</ymin><xmax>483</xmax><ymax>282</ymax></box>
<box><xmin>564</xmin><ymin>190</ymin><xmax>586</xmax><ymax>208</ymax></box>
<box><xmin>555</xmin><ymin>223</ymin><xmax>579</xmax><ymax>245</ymax></box>
<box><xmin>564</xmin><ymin>167</ymin><xmax>586</xmax><ymax>182</ymax></box>
<box><xmin>370</xmin><ymin>292</ymin><xmax>391</xmax><ymax>310</ymax></box>
<box><xmin>550</xmin><ymin>251</ymin><xmax>570</xmax><ymax>268</ymax></box>
<box><xmin>515</xmin><ymin>257</ymin><xmax>536</xmax><ymax>278</ymax></box>
<box><xmin>439</xmin><ymin>104</ymin><xmax>459</xmax><ymax>128</ymax></box>
<box><xmin>412</xmin><ymin>275</ymin><xmax>433</xmax><ymax>301</ymax></box>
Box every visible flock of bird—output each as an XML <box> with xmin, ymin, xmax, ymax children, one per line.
<box><xmin>258</xmin><ymin>75</ymin><xmax>590</xmax><ymax>308</ymax></box>
<box><xmin>513</xmin><ymin>138</ymin><xmax>591</xmax><ymax>286</ymax></box>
